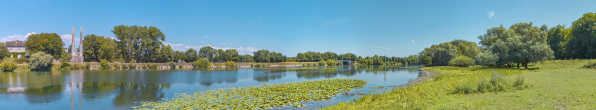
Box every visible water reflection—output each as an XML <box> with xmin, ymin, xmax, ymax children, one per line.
<box><xmin>0</xmin><ymin>65</ymin><xmax>420</xmax><ymax>109</ymax></box>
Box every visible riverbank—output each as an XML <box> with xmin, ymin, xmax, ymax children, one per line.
<box><xmin>324</xmin><ymin>59</ymin><xmax>596</xmax><ymax>109</ymax></box>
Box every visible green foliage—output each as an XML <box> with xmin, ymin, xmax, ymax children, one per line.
<box><xmin>319</xmin><ymin>60</ymin><xmax>326</xmax><ymax>66</ymax></box>
<box><xmin>134</xmin><ymin>78</ymin><xmax>366</xmax><ymax>109</ymax></box>
<box><xmin>85</xmin><ymin>62</ymin><xmax>90</xmax><ymax>69</ymax></box>
<box><xmin>418</xmin><ymin>42</ymin><xmax>459</xmax><ymax>66</ymax></box>
<box><xmin>478</xmin><ymin>22</ymin><xmax>554</xmax><ymax>69</ymax></box>
<box><xmin>112</xmin><ymin>25</ymin><xmax>165</xmax><ymax>63</ymax></box>
<box><xmin>29</xmin><ymin>52</ymin><xmax>53</xmax><ymax>70</ymax></box>
<box><xmin>195</xmin><ymin>58</ymin><xmax>211</xmax><ymax>67</ymax></box>
<box><xmin>253</xmin><ymin>49</ymin><xmax>271</xmax><ymax>62</ymax></box>
<box><xmin>566</xmin><ymin>13</ymin><xmax>596</xmax><ymax>59</ymax></box>
<box><xmin>0</xmin><ymin>58</ymin><xmax>17</xmax><ymax>71</ymax></box>
<box><xmin>448</xmin><ymin>56</ymin><xmax>474</xmax><ymax>67</ymax></box>
<box><xmin>184</xmin><ymin>48</ymin><xmax>198</xmax><ymax>62</ymax></box>
<box><xmin>225</xmin><ymin>60</ymin><xmax>235</xmax><ymax>67</ymax></box>
<box><xmin>83</xmin><ymin>34</ymin><xmax>120</xmax><ymax>62</ymax></box>
<box><xmin>25</xmin><ymin>33</ymin><xmax>65</xmax><ymax>58</ymax></box>
<box><xmin>0</xmin><ymin>43</ymin><xmax>10</xmax><ymax>59</ymax></box>
<box><xmin>475</xmin><ymin>52</ymin><xmax>498</xmax><ymax>66</ymax></box>
<box><xmin>169</xmin><ymin>62</ymin><xmax>176</xmax><ymax>69</ymax></box>
<box><xmin>100</xmin><ymin>59</ymin><xmax>109</xmax><ymax>68</ymax></box>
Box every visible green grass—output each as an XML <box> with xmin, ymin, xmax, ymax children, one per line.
<box><xmin>325</xmin><ymin>59</ymin><xmax>596</xmax><ymax>109</ymax></box>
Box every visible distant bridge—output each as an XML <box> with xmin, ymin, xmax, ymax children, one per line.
<box><xmin>337</xmin><ymin>60</ymin><xmax>353</xmax><ymax>65</ymax></box>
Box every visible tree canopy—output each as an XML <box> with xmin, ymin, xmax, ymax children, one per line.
<box><xmin>112</xmin><ymin>25</ymin><xmax>165</xmax><ymax>63</ymax></box>
<box><xmin>25</xmin><ymin>33</ymin><xmax>65</xmax><ymax>58</ymax></box>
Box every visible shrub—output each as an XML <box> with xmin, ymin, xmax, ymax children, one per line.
<box><xmin>29</xmin><ymin>52</ymin><xmax>53</xmax><ymax>70</ymax></box>
<box><xmin>195</xmin><ymin>58</ymin><xmax>211</xmax><ymax>67</ymax></box>
<box><xmin>327</xmin><ymin>59</ymin><xmax>338</xmax><ymax>66</ymax></box>
<box><xmin>100</xmin><ymin>59</ymin><xmax>110</xmax><ymax>69</ymax></box>
<box><xmin>489</xmin><ymin>72</ymin><xmax>512</xmax><ymax>92</ymax></box>
<box><xmin>225</xmin><ymin>60</ymin><xmax>235</xmax><ymax>67</ymax></box>
<box><xmin>476</xmin><ymin>78</ymin><xmax>492</xmax><ymax>93</ymax></box>
<box><xmin>0</xmin><ymin>58</ymin><xmax>17</xmax><ymax>71</ymax></box>
<box><xmin>59</xmin><ymin>61</ymin><xmax>70</xmax><ymax>69</ymax></box>
<box><xmin>128</xmin><ymin>64</ymin><xmax>136</xmax><ymax>69</ymax></box>
<box><xmin>16</xmin><ymin>57</ymin><xmax>28</xmax><ymax>63</ymax></box>
<box><xmin>449</xmin><ymin>56</ymin><xmax>474</xmax><ymax>67</ymax></box>
<box><xmin>319</xmin><ymin>60</ymin><xmax>326</xmax><ymax>66</ymax></box>
<box><xmin>453</xmin><ymin>82</ymin><xmax>476</xmax><ymax>94</ymax></box>
<box><xmin>114</xmin><ymin>63</ymin><xmax>121</xmax><ymax>69</ymax></box>
<box><xmin>169</xmin><ymin>62</ymin><xmax>176</xmax><ymax>69</ymax></box>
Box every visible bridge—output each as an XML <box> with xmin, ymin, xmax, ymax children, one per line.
<box><xmin>337</xmin><ymin>60</ymin><xmax>353</xmax><ymax>65</ymax></box>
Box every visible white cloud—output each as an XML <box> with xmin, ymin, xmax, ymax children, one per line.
<box><xmin>164</xmin><ymin>42</ymin><xmax>260</xmax><ymax>55</ymax></box>
<box><xmin>411</xmin><ymin>39</ymin><xmax>416</xmax><ymax>44</ymax></box>
<box><xmin>326</xmin><ymin>18</ymin><xmax>351</xmax><ymax>26</ymax></box>
<box><xmin>0</xmin><ymin>32</ymin><xmax>35</xmax><ymax>42</ymax></box>
<box><xmin>370</xmin><ymin>46</ymin><xmax>392</xmax><ymax>49</ymax></box>
<box><xmin>203</xmin><ymin>35</ymin><xmax>209</xmax><ymax>38</ymax></box>
<box><xmin>487</xmin><ymin>10</ymin><xmax>495</xmax><ymax>19</ymax></box>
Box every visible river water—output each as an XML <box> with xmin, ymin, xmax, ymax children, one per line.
<box><xmin>0</xmin><ymin>65</ymin><xmax>420</xmax><ymax>110</ymax></box>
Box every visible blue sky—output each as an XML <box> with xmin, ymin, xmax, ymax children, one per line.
<box><xmin>1</xmin><ymin>0</ymin><xmax>594</xmax><ymax>57</ymax></box>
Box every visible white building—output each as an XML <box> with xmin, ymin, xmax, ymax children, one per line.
<box><xmin>5</xmin><ymin>40</ymin><xmax>26</xmax><ymax>58</ymax></box>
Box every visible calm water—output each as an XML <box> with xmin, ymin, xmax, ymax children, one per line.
<box><xmin>0</xmin><ymin>65</ymin><xmax>421</xmax><ymax>110</ymax></box>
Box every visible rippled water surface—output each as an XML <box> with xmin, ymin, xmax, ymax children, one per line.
<box><xmin>0</xmin><ymin>65</ymin><xmax>420</xmax><ymax>110</ymax></box>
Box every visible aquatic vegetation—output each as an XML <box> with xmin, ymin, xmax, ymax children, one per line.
<box><xmin>133</xmin><ymin>78</ymin><xmax>366</xmax><ymax>110</ymax></box>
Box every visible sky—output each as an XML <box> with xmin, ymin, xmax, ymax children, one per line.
<box><xmin>1</xmin><ymin>0</ymin><xmax>595</xmax><ymax>57</ymax></box>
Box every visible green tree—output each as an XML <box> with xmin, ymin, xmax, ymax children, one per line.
<box><xmin>199</xmin><ymin>46</ymin><xmax>215</xmax><ymax>60</ymax></box>
<box><xmin>475</xmin><ymin>52</ymin><xmax>498</xmax><ymax>66</ymax></box>
<box><xmin>478</xmin><ymin>22</ymin><xmax>554</xmax><ymax>69</ymax></box>
<box><xmin>185</xmin><ymin>48</ymin><xmax>198</xmax><ymax>62</ymax></box>
<box><xmin>566</xmin><ymin>13</ymin><xmax>596</xmax><ymax>58</ymax></box>
<box><xmin>25</xmin><ymin>33</ymin><xmax>65</xmax><ymax>58</ymax></box>
<box><xmin>0</xmin><ymin>43</ymin><xmax>10</xmax><ymax>59</ymax></box>
<box><xmin>253</xmin><ymin>50</ymin><xmax>270</xmax><ymax>62</ymax></box>
<box><xmin>448</xmin><ymin>56</ymin><xmax>474</xmax><ymax>67</ymax></box>
<box><xmin>29</xmin><ymin>52</ymin><xmax>53</xmax><ymax>70</ymax></box>
<box><xmin>112</xmin><ymin>25</ymin><xmax>165</xmax><ymax>63</ymax></box>
<box><xmin>546</xmin><ymin>25</ymin><xmax>569</xmax><ymax>59</ymax></box>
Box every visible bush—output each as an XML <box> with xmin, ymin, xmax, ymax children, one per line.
<box><xmin>85</xmin><ymin>62</ymin><xmax>90</xmax><ymax>69</ymax></box>
<box><xmin>59</xmin><ymin>61</ymin><xmax>70</xmax><ymax>69</ymax></box>
<box><xmin>327</xmin><ymin>59</ymin><xmax>338</xmax><ymax>66</ymax></box>
<box><xmin>128</xmin><ymin>64</ymin><xmax>136</xmax><ymax>69</ymax></box>
<box><xmin>225</xmin><ymin>60</ymin><xmax>235</xmax><ymax>67</ymax></box>
<box><xmin>16</xmin><ymin>58</ymin><xmax>28</xmax><ymax>63</ymax></box>
<box><xmin>449</xmin><ymin>56</ymin><xmax>474</xmax><ymax>67</ymax></box>
<box><xmin>100</xmin><ymin>59</ymin><xmax>110</xmax><ymax>69</ymax></box>
<box><xmin>169</xmin><ymin>62</ymin><xmax>176</xmax><ymax>69</ymax></box>
<box><xmin>0</xmin><ymin>58</ymin><xmax>17</xmax><ymax>71</ymax></box>
<box><xmin>319</xmin><ymin>60</ymin><xmax>326</xmax><ymax>66</ymax></box>
<box><xmin>476</xmin><ymin>78</ymin><xmax>492</xmax><ymax>93</ymax></box>
<box><xmin>195</xmin><ymin>58</ymin><xmax>211</xmax><ymax>67</ymax></box>
<box><xmin>29</xmin><ymin>52</ymin><xmax>53</xmax><ymax>70</ymax></box>
<box><xmin>475</xmin><ymin>52</ymin><xmax>499</xmax><ymax>66</ymax></box>
<box><xmin>454</xmin><ymin>72</ymin><xmax>529</xmax><ymax>94</ymax></box>
<box><xmin>454</xmin><ymin>82</ymin><xmax>476</xmax><ymax>94</ymax></box>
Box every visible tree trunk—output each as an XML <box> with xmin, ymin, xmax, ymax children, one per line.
<box><xmin>524</xmin><ymin>62</ymin><xmax>528</xmax><ymax>69</ymax></box>
<box><xmin>517</xmin><ymin>63</ymin><xmax>520</xmax><ymax>69</ymax></box>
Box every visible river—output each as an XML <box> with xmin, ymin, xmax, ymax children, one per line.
<box><xmin>0</xmin><ymin>65</ymin><xmax>421</xmax><ymax>110</ymax></box>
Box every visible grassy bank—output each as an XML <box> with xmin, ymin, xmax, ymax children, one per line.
<box><xmin>325</xmin><ymin>59</ymin><xmax>596</xmax><ymax>109</ymax></box>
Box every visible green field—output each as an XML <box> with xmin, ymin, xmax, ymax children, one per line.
<box><xmin>325</xmin><ymin>60</ymin><xmax>596</xmax><ymax>109</ymax></box>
